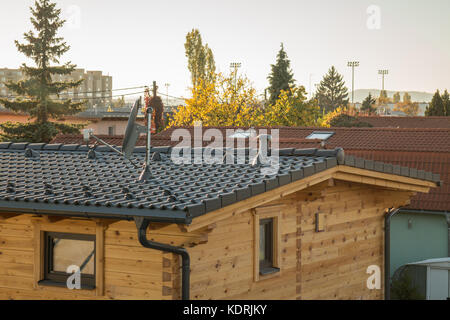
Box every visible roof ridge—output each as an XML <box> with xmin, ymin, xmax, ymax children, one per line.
<box><xmin>0</xmin><ymin>142</ymin><xmax>345</xmax><ymax>158</ymax></box>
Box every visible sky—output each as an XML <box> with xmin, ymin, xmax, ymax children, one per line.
<box><xmin>1</xmin><ymin>0</ymin><xmax>450</xmax><ymax>101</ymax></box>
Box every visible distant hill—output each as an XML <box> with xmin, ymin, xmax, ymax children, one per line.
<box><xmin>350</xmin><ymin>89</ymin><xmax>433</xmax><ymax>103</ymax></box>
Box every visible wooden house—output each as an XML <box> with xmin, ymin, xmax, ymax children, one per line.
<box><xmin>0</xmin><ymin>142</ymin><xmax>439</xmax><ymax>300</ymax></box>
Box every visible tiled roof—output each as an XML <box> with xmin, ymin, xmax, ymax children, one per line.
<box><xmin>356</xmin><ymin>116</ymin><xmax>450</xmax><ymax>129</ymax></box>
<box><xmin>0</xmin><ymin>142</ymin><xmax>438</xmax><ymax>224</ymax></box>
<box><xmin>51</xmin><ymin>134</ymin><xmax>322</xmax><ymax>149</ymax></box>
<box><xmin>347</xmin><ymin>151</ymin><xmax>450</xmax><ymax>212</ymax></box>
<box><xmin>154</xmin><ymin>126</ymin><xmax>450</xmax><ymax>153</ymax></box>
<box><xmin>155</xmin><ymin>126</ymin><xmax>450</xmax><ymax>211</ymax></box>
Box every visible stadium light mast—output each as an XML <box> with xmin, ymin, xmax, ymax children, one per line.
<box><xmin>378</xmin><ymin>69</ymin><xmax>389</xmax><ymax>91</ymax></box>
<box><xmin>230</xmin><ymin>62</ymin><xmax>241</xmax><ymax>92</ymax></box>
<box><xmin>347</xmin><ymin>61</ymin><xmax>359</xmax><ymax>104</ymax></box>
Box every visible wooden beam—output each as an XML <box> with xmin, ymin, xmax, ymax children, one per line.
<box><xmin>95</xmin><ymin>222</ymin><xmax>105</xmax><ymax>297</ymax></box>
<box><xmin>333</xmin><ymin>172</ymin><xmax>431</xmax><ymax>193</ymax></box>
<box><xmin>185</xmin><ymin>165</ymin><xmax>436</xmax><ymax>233</ymax></box>
<box><xmin>185</xmin><ymin>167</ymin><xmax>338</xmax><ymax>232</ymax></box>
<box><xmin>0</xmin><ymin>213</ymin><xmax>20</xmax><ymax>221</ymax></box>
<box><xmin>42</xmin><ymin>215</ymin><xmax>67</xmax><ymax>223</ymax></box>
<box><xmin>337</xmin><ymin>165</ymin><xmax>437</xmax><ymax>188</ymax></box>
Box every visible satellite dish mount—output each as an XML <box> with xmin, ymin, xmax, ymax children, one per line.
<box><xmin>82</xmin><ymin>97</ymin><xmax>153</xmax><ymax>179</ymax></box>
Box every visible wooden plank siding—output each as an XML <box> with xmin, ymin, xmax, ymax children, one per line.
<box><xmin>0</xmin><ymin>179</ymin><xmax>416</xmax><ymax>300</ymax></box>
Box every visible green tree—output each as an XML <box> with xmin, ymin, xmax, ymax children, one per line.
<box><xmin>391</xmin><ymin>270</ymin><xmax>425</xmax><ymax>300</ymax></box>
<box><xmin>361</xmin><ymin>93</ymin><xmax>377</xmax><ymax>115</ymax></box>
<box><xmin>441</xmin><ymin>89</ymin><xmax>450</xmax><ymax>116</ymax></box>
<box><xmin>425</xmin><ymin>90</ymin><xmax>446</xmax><ymax>116</ymax></box>
<box><xmin>267</xmin><ymin>43</ymin><xmax>295</xmax><ymax>105</ymax></box>
<box><xmin>184</xmin><ymin>29</ymin><xmax>216</xmax><ymax>88</ymax></box>
<box><xmin>403</xmin><ymin>92</ymin><xmax>412</xmax><ymax>104</ymax></box>
<box><xmin>316</xmin><ymin>66</ymin><xmax>349</xmax><ymax>113</ymax></box>
<box><xmin>0</xmin><ymin>0</ymin><xmax>84</xmax><ymax>142</ymax></box>
<box><xmin>393</xmin><ymin>92</ymin><xmax>401</xmax><ymax>104</ymax></box>
<box><xmin>329</xmin><ymin>114</ymin><xmax>373</xmax><ymax>127</ymax></box>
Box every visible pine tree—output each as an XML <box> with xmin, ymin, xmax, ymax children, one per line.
<box><xmin>441</xmin><ymin>89</ymin><xmax>450</xmax><ymax>116</ymax></box>
<box><xmin>0</xmin><ymin>0</ymin><xmax>84</xmax><ymax>143</ymax></box>
<box><xmin>267</xmin><ymin>43</ymin><xmax>295</xmax><ymax>105</ymax></box>
<box><xmin>361</xmin><ymin>93</ymin><xmax>377</xmax><ymax>115</ymax></box>
<box><xmin>315</xmin><ymin>66</ymin><xmax>349</xmax><ymax>113</ymax></box>
<box><xmin>425</xmin><ymin>90</ymin><xmax>445</xmax><ymax>116</ymax></box>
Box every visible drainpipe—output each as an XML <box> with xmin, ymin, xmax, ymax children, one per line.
<box><xmin>134</xmin><ymin>217</ymin><xmax>190</xmax><ymax>300</ymax></box>
<box><xmin>385</xmin><ymin>208</ymin><xmax>400</xmax><ymax>300</ymax></box>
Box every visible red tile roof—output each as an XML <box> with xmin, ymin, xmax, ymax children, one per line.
<box><xmin>154</xmin><ymin>126</ymin><xmax>450</xmax><ymax>153</ymax></box>
<box><xmin>357</xmin><ymin>116</ymin><xmax>450</xmax><ymax>129</ymax></box>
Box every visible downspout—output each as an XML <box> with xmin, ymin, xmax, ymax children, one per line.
<box><xmin>384</xmin><ymin>208</ymin><xmax>400</xmax><ymax>300</ymax></box>
<box><xmin>134</xmin><ymin>217</ymin><xmax>190</xmax><ymax>300</ymax></box>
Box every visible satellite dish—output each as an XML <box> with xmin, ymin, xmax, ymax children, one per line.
<box><xmin>122</xmin><ymin>98</ymin><xmax>147</xmax><ymax>158</ymax></box>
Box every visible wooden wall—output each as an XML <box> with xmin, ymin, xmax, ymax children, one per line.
<box><xmin>183</xmin><ymin>180</ymin><xmax>413</xmax><ymax>300</ymax></box>
<box><xmin>296</xmin><ymin>180</ymin><xmax>413</xmax><ymax>300</ymax></box>
<box><xmin>0</xmin><ymin>179</ymin><xmax>414</xmax><ymax>300</ymax></box>
<box><xmin>0</xmin><ymin>216</ymin><xmax>165</xmax><ymax>300</ymax></box>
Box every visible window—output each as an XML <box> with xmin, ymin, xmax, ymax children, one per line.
<box><xmin>108</xmin><ymin>126</ymin><xmax>116</xmax><ymax>135</ymax></box>
<box><xmin>43</xmin><ymin>232</ymin><xmax>96</xmax><ymax>288</ymax></box>
<box><xmin>306</xmin><ymin>131</ymin><xmax>335</xmax><ymax>140</ymax></box>
<box><xmin>254</xmin><ymin>206</ymin><xmax>281</xmax><ymax>281</ymax></box>
<box><xmin>259</xmin><ymin>219</ymin><xmax>274</xmax><ymax>271</ymax></box>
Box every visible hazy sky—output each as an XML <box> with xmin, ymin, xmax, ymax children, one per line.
<box><xmin>1</xmin><ymin>0</ymin><xmax>450</xmax><ymax>99</ymax></box>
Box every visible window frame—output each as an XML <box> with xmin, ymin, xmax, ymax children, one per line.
<box><xmin>259</xmin><ymin>218</ymin><xmax>274</xmax><ymax>270</ymax></box>
<box><xmin>43</xmin><ymin>232</ymin><xmax>96</xmax><ymax>289</ymax></box>
<box><xmin>253</xmin><ymin>206</ymin><xmax>282</xmax><ymax>282</ymax></box>
<box><xmin>32</xmin><ymin>218</ymin><xmax>106</xmax><ymax>296</ymax></box>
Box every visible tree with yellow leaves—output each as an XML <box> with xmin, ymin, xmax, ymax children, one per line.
<box><xmin>260</xmin><ymin>86</ymin><xmax>321</xmax><ymax>127</ymax></box>
<box><xmin>169</xmin><ymin>72</ymin><xmax>261</xmax><ymax>127</ymax></box>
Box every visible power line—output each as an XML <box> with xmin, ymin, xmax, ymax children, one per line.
<box><xmin>0</xmin><ymin>90</ymin><xmax>145</xmax><ymax>101</ymax></box>
<box><xmin>156</xmin><ymin>91</ymin><xmax>184</xmax><ymax>101</ymax></box>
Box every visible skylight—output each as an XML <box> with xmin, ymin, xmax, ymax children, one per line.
<box><xmin>306</xmin><ymin>132</ymin><xmax>335</xmax><ymax>140</ymax></box>
<box><xmin>228</xmin><ymin>129</ymin><xmax>256</xmax><ymax>139</ymax></box>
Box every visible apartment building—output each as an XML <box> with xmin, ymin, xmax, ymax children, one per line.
<box><xmin>0</xmin><ymin>68</ymin><xmax>112</xmax><ymax>108</ymax></box>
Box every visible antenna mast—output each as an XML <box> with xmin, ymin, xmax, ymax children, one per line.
<box><xmin>139</xmin><ymin>87</ymin><xmax>153</xmax><ymax>181</ymax></box>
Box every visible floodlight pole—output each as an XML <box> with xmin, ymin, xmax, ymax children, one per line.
<box><xmin>378</xmin><ymin>69</ymin><xmax>389</xmax><ymax>91</ymax></box>
<box><xmin>347</xmin><ymin>61</ymin><xmax>359</xmax><ymax>105</ymax></box>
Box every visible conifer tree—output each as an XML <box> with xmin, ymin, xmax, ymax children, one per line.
<box><xmin>0</xmin><ymin>0</ymin><xmax>85</xmax><ymax>142</ymax></box>
<box><xmin>315</xmin><ymin>66</ymin><xmax>349</xmax><ymax>113</ymax></box>
<box><xmin>425</xmin><ymin>90</ymin><xmax>445</xmax><ymax>116</ymax></box>
<box><xmin>361</xmin><ymin>93</ymin><xmax>377</xmax><ymax>115</ymax></box>
<box><xmin>267</xmin><ymin>43</ymin><xmax>295</xmax><ymax>105</ymax></box>
<box><xmin>441</xmin><ymin>89</ymin><xmax>450</xmax><ymax>116</ymax></box>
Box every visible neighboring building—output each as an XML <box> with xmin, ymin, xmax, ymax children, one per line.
<box><xmin>354</xmin><ymin>103</ymin><xmax>429</xmax><ymax>116</ymax></box>
<box><xmin>0</xmin><ymin>142</ymin><xmax>438</xmax><ymax>299</ymax></box>
<box><xmin>61</xmin><ymin>106</ymin><xmax>145</xmax><ymax>136</ymax></box>
<box><xmin>356</xmin><ymin>116</ymin><xmax>450</xmax><ymax>129</ymax></box>
<box><xmin>0</xmin><ymin>68</ymin><xmax>112</xmax><ymax>108</ymax></box>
